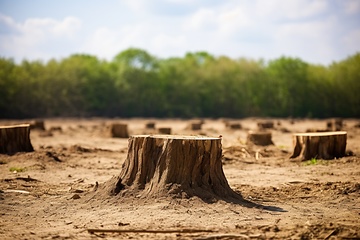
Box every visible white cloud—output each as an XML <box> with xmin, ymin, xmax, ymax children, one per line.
<box><xmin>341</xmin><ymin>0</ymin><xmax>360</xmax><ymax>14</ymax></box>
<box><xmin>151</xmin><ymin>33</ymin><xmax>186</xmax><ymax>51</ymax></box>
<box><xmin>342</xmin><ymin>29</ymin><xmax>360</xmax><ymax>53</ymax></box>
<box><xmin>182</xmin><ymin>5</ymin><xmax>250</xmax><ymax>36</ymax></box>
<box><xmin>122</xmin><ymin>0</ymin><xmax>150</xmax><ymax>14</ymax></box>
<box><xmin>273</xmin><ymin>17</ymin><xmax>336</xmax><ymax>63</ymax></box>
<box><xmin>53</xmin><ymin>17</ymin><xmax>82</xmax><ymax>36</ymax></box>
<box><xmin>81</xmin><ymin>23</ymin><xmax>155</xmax><ymax>59</ymax></box>
<box><xmin>0</xmin><ymin>14</ymin><xmax>82</xmax><ymax>60</ymax></box>
<box><xmin>218</xmin><ymin>7</ymin><xmax>251</xmax><ymax>35</ymax></box>
<box><xmin>165</xmin><ymin>0</ymin><xmax>193</xmax><ymax>4</ymax></box>
<box><xmin>254</xmin><ymin>0</ymin><xmax>328</xmax><ymax>20</ymax></box>
<box><xmin>0</xmin><ymin>14</ymin><xmax>16</xmax><ymax>28</ymax></box>
<box><xmin>81</xmin><ymin>23</ymin><xmax>188</xmax><ymax>60</ymax></box>
<box><xmin>0</xmin><ymin>1</ymin><xmax>358</xmax><ymax>64</ymax></box>
<box><xmin>182</xmin><ymin>8</ymin><xmax>215</xmax><ymax>30</ymax></box>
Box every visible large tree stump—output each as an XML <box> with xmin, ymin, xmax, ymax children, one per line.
<box><xmin>0</xmin><ymin>124</ymin><xmax>34</xmax><ymax>155</ymax></box>
<box><xmin>104</xmin><ymin>135</ymin><xmax>241</xmax><ymax>202</ymax></box>
<box><xmin>290</xmin><ymin>131</ymin><xmax>347</xmax><ymax>160</ymax></box>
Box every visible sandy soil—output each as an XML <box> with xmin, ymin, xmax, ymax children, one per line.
<box><xmin>0</xmin><ymin>118</ymin><xmax>359</xmax><ymax>239</ymax></box>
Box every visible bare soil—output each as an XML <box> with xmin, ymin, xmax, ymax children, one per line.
<box><xmin>0</xmin><ymin>118</ymin><xmax>359</xmax><ymax>239</ymax></box>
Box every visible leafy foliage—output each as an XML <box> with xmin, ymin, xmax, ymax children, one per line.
<box><xmin>1</xmin><ymin>49</ymin><xmax>359</xmax><ymax>118</ymax></box>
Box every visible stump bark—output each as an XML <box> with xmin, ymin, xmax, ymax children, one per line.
<box><xmin>110</xmin><ymin>123</ymin><xmax>129</xmax><ymax>138</ymax></box>
<box><xmin>290</xmin><ymin>131</ymin><xmax>347</xmax><ymax>160</ymax></box>
<box><xmin>247</xmin><ymin>131</ymin><xmax>273</xmax><ymax>146</ymax></box>
<box><xmin>106</xmin><ymin>135</ymin><xmax>241</xmax><ymax>202</ymax></box>
<box><xmin>0</xmin><ymin>124</ymin><xmax>34</xmax><ymax>155</ymax></box>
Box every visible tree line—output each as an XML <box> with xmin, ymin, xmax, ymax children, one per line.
<box><xmin>1</xmin><ymin>48</ymin><xmax>359</xmax><ymax>119</ymax></box>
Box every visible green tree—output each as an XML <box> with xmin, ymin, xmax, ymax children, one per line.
<box><xmin>328</xmin><ymin>53</ymin><xmax>360</xmax><ymax>117</ymax></box>
<box><xmin>0</xmin><ymin>58</ymin><xmax>18</xmax><ymax>117</ymax></box>
<box><xmin>265</xmin><ymin>57</ymin><xmax>309</xmax><ymax>117</ymax></box>
<box><xmin>112</xmin><ymin>48</ymin><xmax>164</xmax><ymax>117</ymax></box>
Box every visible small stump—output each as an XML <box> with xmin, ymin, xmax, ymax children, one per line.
<box><xmin>257</xmin><ymin>121</ymin><xmax>274</xmax><ymax>130</ymax></box>
<box><xmin>290</xmin><ymin>131</ymin><xmax>347</xmax><ymax>160</ymax></box>
<box><xmin>326</xmin><ymin>119</ymin><xmax>343</xmax><ymax>131</ymax></box>
<box><xmin>104</xmin><ymin>135</ymin><xmax>241</xmax><ymax>201</ymax></box>
<box><xmin>247</xmin><ymin>131</ymin><xmax>273</xmax><ymax>146</ymax></box>
<box><xmin>158</xmin><ymin>127</ymin><xmax>171</xmax><ymax>134</ymax></box>
<box><xmin>30</xmin><ymin>120</ymin><xmax>45</xmax><ymax>131</ymax></box>
<box><xmin>190</xmin><ymin>122</ymin><xmax>202</xmax><ymax>131</ymax></box>
<box><xmin>110</xmin><ymin>123</ymin><xmax>129</xmax><ymax>138</ymax></box>
<box><xmin>227</xmin><ymin>122</ymin><xmax>242</xmax><ymax>129</ymax></box>
<box><xmin>145</xmin><ymin>122</ymin><xmax>156</xmax><ymax>129</ymax></box>
<box><xmin>0</xmin><ymin>124</ymin><xmax>34</xmax><ymax>155</ymax></box>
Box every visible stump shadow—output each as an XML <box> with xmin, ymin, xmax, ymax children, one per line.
<box><xmin>197</xmin><ymin>191</ymin><xmax>287</xmax><ymax>213</ymax></box>
<box><xmin>224</xmin><ymin>197</ymin><xmax>287</xmax><ymax>212</ymax></box>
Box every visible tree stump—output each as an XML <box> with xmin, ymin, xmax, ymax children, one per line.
<box><xmin>104</xmin><ymin>135</ymin><xmax>241</xmax><ymax>202</ymax></box>
<box><xmin>257</xmin><ymin>121</ymin><xmax>274</xmax><ymax>130</ymax></box>
<box><xmin>110</xmin><ymin>123</ymin><xmax>129</xmax><ymax>138</ymax></box>
<box><xmin>290</xmin><ymin>131</ymin><xmax>347</xmax><ymax>160</ymax></box>
<box><xmin>0</xmin><ymin>124</ymin><xmax>34</xmax><ymax>155</ymax></box>
<box><xmin>247</xmin><ymin>131</ymin><xmax>273</xmax><ymax>146</ymax></box>
<box><xmin>190</xmin><ymin>122</ymin><xmax>202</xmax><ymax>130</ymax></box>
<box><xmin>158</xmin><ymin>127</ymin><xmax>171</xmax><ymax>134</ymax></box>
<box><xmin>30</xmin><ymin>120</ymin><xmax>45</xmax><ymax>130</ymax></box>
<box><xmin>326</xmin><ymin>119</ymin><xmax>343</xmax><ymax>131</ymax></box>
<box><xmin>145</xmin><ymin>122</ymin><xmax>156</xmax><ymax>129</ymax></box>
<box><xmin>227</xmin><ymin>122</ymin><xmax>242</xmax><ymax>129</ymax></box>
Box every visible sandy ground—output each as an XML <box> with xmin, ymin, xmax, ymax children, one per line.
<box><xmin>0</xmin><ymin>118</ymin><xmax>359</xmax><ymax>239</ymax></box>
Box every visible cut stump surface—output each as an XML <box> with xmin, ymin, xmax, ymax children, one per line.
<box><xmin>0</xmin><ymin>124</ymin><xmax>34</xmax><ymax>155</ymax></box>
<box><xmin>103</xmin><ymin>135</ymin><xmax>242</xmax><ymax>202</ymax></box>
<box><xmin>290</xmin><ymin>131</ymin><xmax>347</xmax><ymax>160</ymax></box>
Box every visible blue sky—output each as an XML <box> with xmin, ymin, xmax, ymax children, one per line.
<box><xmin>0</xmin><ymin>0</ymin><xmax>359</xmax><ymax>65</ymax></box>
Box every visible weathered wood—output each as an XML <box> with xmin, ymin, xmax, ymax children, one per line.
<box><xmin>247</xmin><ymin>131</ymin><xmax>273</xmax><ymax>146</ymax></box>
<box><xmin>290</xmin><ymin>131</ymin><xmax>347</xmax><ymax>160</ymax></box>
<box><xmin>105</xmin><ymin>135</ymin><xmax>242</xmax><ymax>201</ymax></box>
<box><xmin>110</xmin><ymin>123</ymin><xmax>129</xmax><ymax>138</ymax></box>
<box><xmin>0</xmin><ymin>124</ymin><xmax>34</xmax><ymax>155</ymax></box>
